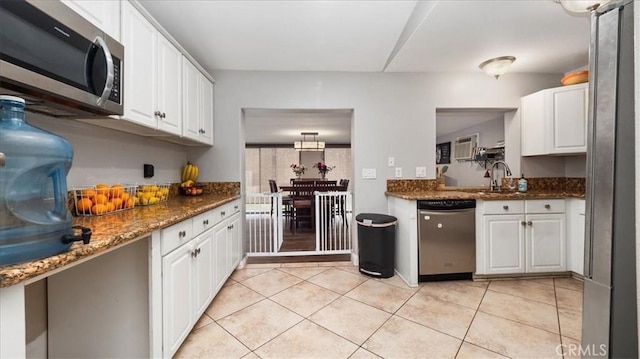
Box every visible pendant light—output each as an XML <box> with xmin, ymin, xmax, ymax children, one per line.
<box><xmin>294</xmin><ymin>132</ymin><xmax>325</xmax><ymax>151</ymax></box>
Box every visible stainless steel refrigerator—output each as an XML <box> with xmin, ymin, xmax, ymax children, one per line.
<box><xmin>583</xmin><ymin>0</ymin><xmax>637</xmax><ymax>358</ymax></box>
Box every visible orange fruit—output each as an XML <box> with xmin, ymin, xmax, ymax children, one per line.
<box><xmin>80</xmin><ymin>189</ymin><xmax>96</xmax><ymax>199</ymax></box>
<box><xmin>91</xmin><ymin>204</ymin><xmax>108</xmax><ymax>215</ymax></box>
<box><xmin>95</xmin><ymin>184</ymin><xmax>109</xmax><ymax>196</ymax></box>
<box><xmin>94</xmin><ymin>194</ymin><xmax>108</xmax><ymax>204</ymax></box>
<box><xmin>124</xmin><ymin>198</ymin><xmax>134</xmax><ymax>208</ymax></box>
<box><xmin>120</xmin><ymin>192</ymin><xmax>131</xmax><ymax>201</ymax></box>
<box><xmin>76</xmin><ymin>198</ymin><xmax>93</xmax><ymax>213</ymax></box>
<box><xmin>108</xmin><ymin>184</ymin><xmax>124</xmax><ymax>198</ymax></box>
<box><xmin>105</xmin><ymin>202</ymin><xmax>116</xmax><ymax>212</ymax></box>
<box><xmin>110</xmin><ymin>197</ymin><xmax>124</xmax><ymax>209</ymax></box>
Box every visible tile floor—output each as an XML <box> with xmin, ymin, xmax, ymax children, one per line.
<box><xmin>175</xmin><ymin>262</ymin><xmax>583</xmax><ymax>358</ymax></box>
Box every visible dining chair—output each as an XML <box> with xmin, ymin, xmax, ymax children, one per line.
<box><xmin>290</xmin><ymin>182</ymin><xmax>315</xmax><ymax>233</ymax></box>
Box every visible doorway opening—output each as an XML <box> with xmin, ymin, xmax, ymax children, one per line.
<box><xmin>243</xmin><ymin>108</ymin><xmax>354</xmax><ymax>257</ymax></box>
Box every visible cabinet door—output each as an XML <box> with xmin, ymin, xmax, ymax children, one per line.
<box><xmin>198</xmin><ymin>75</ymin><xmax>214</xmax><ymax>145</ymax></box>
<box><xmin>182</xmin><ymin>58</ymin><xmax>201</xmax><ymax>140</ymax></box>
<box><xmin>122</xmin><ymin>2</ymin><xmax>157</xmax><ymax>128</ymax></box>
<box><xmin>228</xmin><ymin>213</ymin><xmax>241</xmax><ymax>271</ymax></box>
<box><xmin>521</xmin><ymin>91</ymin><xmax>546</xmax><ymax>156</ymax></box>
<box><xmin>62</xmin><ymin>0</ymin><xmax>120</xmax><ymax>40</ymax></box>
<box><xmin>550</xmin><ymin>84</ymin><xmax>588</xmax><ymax>154</ymax></box>
<box><xmin>193</xmin><ymin>230</ymin><xmax>214</xmax><ymax>318</ymax></box>
<box><xmin>213</xmin><ymin>222</ymin><xmax>229</xmax><ymax>293</ymax></box>
<box><xmin>162</xmin><ymin>245</ymin><xmax>193</xmax><ymax>358</ymax></box>
<box><xmin>156</xmin><ymin>36</ymin><xmax>182</xmax><ymax>135</ymax></box>
<box><xmin>526</xmin><ymin>213</ymin><xmax>566</xmax><ymax>273</ymax></box>
<box><xmin>483</xmin><ymin>215</ymin><xmax>526</xmax><ymax>274</ymax></box>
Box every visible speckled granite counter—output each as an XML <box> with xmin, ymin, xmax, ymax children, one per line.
<box><xmin>385</xmin><ymin>189</ymin><xmax>584</xmax><ymax>200</ymax></box>
<box><xmin>386</xmin><ymin>177</ymin><xmax>585</xmax><ymax>200</ymax></box>
<box><xmin>0</xmin><ymin>193</ymin><xmax>240</xmax><ymax>287</ymax></box>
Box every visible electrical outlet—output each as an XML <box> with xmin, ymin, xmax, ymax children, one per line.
<box><xmin>416</xmin><ymin>166</ymin><xmax>427</xmax><ymax>178</ymax></box>
<box><xmin>395</xmin><ymin>167</ymin><xmax>402</xmax><ymax>178</ymax></box>
<box><xmin>388</xmin><ymin>157</ymin><xmax>395</xmax><ymax>167</ymax></box>
<box><xmin>362</xmin><ymin>168</ymin><xmax>377</xmax><ymax>179</ymax></box>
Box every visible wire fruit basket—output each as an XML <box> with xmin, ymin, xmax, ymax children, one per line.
<box><xmin>135</xmin><ymin>183</ymin><xmax>170</xmax><ymax>206</ymax></box>
<box><xmin>72</xmin><ymin>184</ymin><xmax>137</xmax><ymax>216</ymax></box>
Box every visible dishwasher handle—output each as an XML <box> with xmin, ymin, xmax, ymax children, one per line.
<box><xmin>419</xmin><ymin>208</ymin><xmax>476</xmax><ymax>217</ymax></box>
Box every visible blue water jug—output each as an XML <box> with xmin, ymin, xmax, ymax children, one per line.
<box><xmin>0</xmin><ymin>95</ymin><xmax>90</xmax><ymax>266</ymax></box>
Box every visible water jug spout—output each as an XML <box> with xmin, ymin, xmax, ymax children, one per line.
<box><xmin>61</xmin><ymin>226</ymin><xmax>92</xmax><ymax>244</ymax></box>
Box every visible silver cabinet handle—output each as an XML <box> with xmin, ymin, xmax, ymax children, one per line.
<box><xmin>503</xmin><ymin>205</ymin><xmax>509</xmax><ymax>210</ymax></box>
<box><xmin>93</xmin><ymin>36</ymin><xmax>114</xmax><ymax>106</ymax></box>
<box><xmin>545</xmin><ymin>204</ymin><xmax>551</xmax><ymax>209</ymax></box>
<box><xmin>0</xmin><ymin>152</ymin><xmax>4</xmax><ymax>167</ymax></box>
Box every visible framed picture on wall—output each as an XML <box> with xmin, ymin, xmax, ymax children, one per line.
<box><xmin>436</xmin><ymin>142</ymin><xmax>451</xmax><ymax>164</ymax></box>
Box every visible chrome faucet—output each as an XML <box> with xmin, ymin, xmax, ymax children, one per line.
<box><xmin>490</xmin><ymin>160</ymin><xmax>512</xmax><ymax>191</ymax></box>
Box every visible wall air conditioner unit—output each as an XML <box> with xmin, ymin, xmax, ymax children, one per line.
<box><xmin>453</xmin><ymin>134</ymin><xmax>478</xmax><ymax>160</ymax></box>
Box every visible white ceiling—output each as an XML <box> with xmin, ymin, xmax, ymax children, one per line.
<box><xmin>139</xmin><ymin>0</ymin><xmax>591</xmax><ymax>144</ymax></box>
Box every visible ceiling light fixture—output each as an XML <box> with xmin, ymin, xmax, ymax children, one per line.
<box><xmin>294</xmin><ymin>132</ymin><xmax>325</xmax><ymax>151</ymax></box>
<box><xmin>558</xmin><ymin>0</ymin><xmax>610</xmax><ymax>13</ymax></box>
<box><xmin>479</xmin><ymin>56</ymin><xmax>516</xmax><ymax>79</ymax></box>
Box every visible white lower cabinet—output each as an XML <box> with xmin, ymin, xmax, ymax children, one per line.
<box><xmin>566</xmin><ymin>198</ymin><xmax>586</xmax><ymax>275</ymax></box>
<box><xmin>159</xmin><ymin>199</ymin><xmax>241</xmax><ymax>357</ymax></box>
<box><xmin>478</xmin><ymin>199</ymin><xmax>566</xmax><ymax>275</ymax></box>
<box><xmin>483</xmin><ymin>214</ymin><xmax>526</xmax><ymax>274</ymax></box>
<box><xmin>162</xmin><ymin>241</ymin><xmax>194</xmax><ymax>356</ymax></box>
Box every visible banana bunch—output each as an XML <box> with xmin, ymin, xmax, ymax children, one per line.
<box><xmin>181</xmin><ymin>161</ymin><xmax>199</xmax><ymax>183</ymax></box>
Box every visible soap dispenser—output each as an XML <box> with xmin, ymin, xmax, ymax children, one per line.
<box><xmin>518</xmin><ymin>174</ymin><xmax>528</xmax><ymax>192</ymax></box>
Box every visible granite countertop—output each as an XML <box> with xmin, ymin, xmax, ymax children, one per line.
<box><xmin>385</xmin><ymin>188</ymin><xmax>585</xmax><ymax>200</ymax></box>
<box><xmin>0</xmin><ymin>193</ymin><xmax>241</xmax><ymax>288</ymax></box>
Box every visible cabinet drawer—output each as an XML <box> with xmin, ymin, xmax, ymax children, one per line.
<box><xmin>525</xmin><ymin>199</ymin><xmax>565</xmax><ymax>213</ymax></box>
<box><xmin>228</xmin><ymin>200</ymin><xmax>240</xmax><ymax>215</ymax></box>
<box><xmin>161</xmin><ymin>220</ymin><xmax>193</xmax><ymax>256</ymax></box>
<box><xmin>483</xmin><ymin>200</ymin><xmax>524</xmax><ymax>215</ymax></box>
<box><xmin>192</xmin><ymin>210</ymin><xmax>215</xmax><ymax>236</ymax></box>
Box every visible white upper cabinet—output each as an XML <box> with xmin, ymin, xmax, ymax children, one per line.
<box><xmin>122</xmin><ymin>1</ymin><xmax>156</xmax><ymax>128</ymax></box>
<box><xmin>156</xmin><ymin>36</ymin><xmax>183</xmax><ymax>135</ymax></box>
<box><xmin>183</xmin><ymin>58</ymin><xmax>214</xmax><ymax>145</ymax></box>
<box><xmin>122</xmin><ymin>2</ymin><xmax>181</xmax><ymax>136</ymax></box>
<box><xmin>521</xmin><ymin>83</ymin><xmax>588</xmax><ymax>156</ymax></box>
<box><xmin>62</xmin><ymin>0</ymin><xmax>121</xmax><ymax>40</ymax></box>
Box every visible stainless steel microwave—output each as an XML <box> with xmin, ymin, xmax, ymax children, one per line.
<box><xmin>0</xmin><ymin>0</ymin><xmax>124</xmax><ymax>118</ymax></box>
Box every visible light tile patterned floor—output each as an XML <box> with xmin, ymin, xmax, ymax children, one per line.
<box><xmin>175</xmin><ymin>262</ymin><xmax>583</xmax><ymax>359</ymax></box>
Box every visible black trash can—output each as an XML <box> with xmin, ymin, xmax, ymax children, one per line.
<box><xmin>356</xmin><ymin>213</ymin><xmax>397</xmax><ymax>278</ymax></box>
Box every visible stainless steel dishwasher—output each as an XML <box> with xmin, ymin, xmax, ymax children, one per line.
<box><xmin>417</xmin><ymin>199</ymin><xmax>476</xmax><ymax>280</ymax></box>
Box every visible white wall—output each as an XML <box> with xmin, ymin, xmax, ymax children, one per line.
<box><xmin>26</xmin><ymin>114</ymin><xmax>188</xmax><ymax>187</ymax></box>
<box><xmin>436</xmin><ymin>117</ymin><xmax>504</xmax><ymax>187</ymax></box>
<box><xmin>191</xmin><ymin>71</ymin><xmax>560</xmax><ymax>213</ymax></box>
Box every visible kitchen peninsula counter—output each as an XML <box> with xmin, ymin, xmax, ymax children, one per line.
<box><xmin>386</xmin><ymin>179</ymin><xmax>585</xmax><ymax>288</ymax></box>
<box><xmin>0</xmin><ymin>192</ymin><xmax>240</xmax><ymax>288</ymax></box>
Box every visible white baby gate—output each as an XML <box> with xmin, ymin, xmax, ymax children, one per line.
<box><xmin>245</xmin><ymin>191</ymin><xmax>352</xmax><ymax>256</ymax></box>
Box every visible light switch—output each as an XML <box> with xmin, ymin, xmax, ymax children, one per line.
<box><xmin>416</xmin><ymin>166</ymin><xmax>427</xmax><ymax>178</ymax></box>
<box><xmin>388</xmin><ymin>157</ymin><xmax>395</xmax><ymax>167</ymax></box>
<box><xmin>395</xmin><ymin>167</ymin><xmax>402</xmax><ymax>178</ymax></box>
<box><xmin>362</xmin><ymin>168</ymin><xmax>377</xmax><ymax>179</ymax></box>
